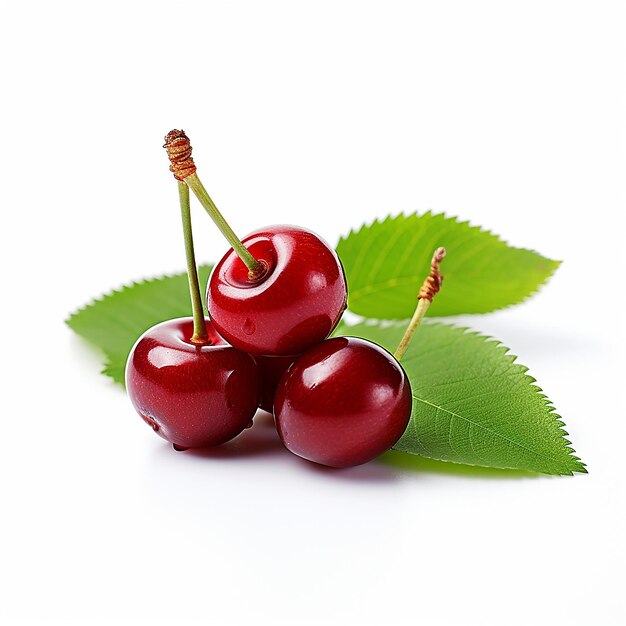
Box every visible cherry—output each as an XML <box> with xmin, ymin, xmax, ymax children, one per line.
<box><xmin>163</xmin><ymin>131</ymin><xmax>347</xmax><ymax>357</ymax></box>
<box><xmin>126</xmin><ymin>318</ymin><xmax>260</xmax><ymax>448</ymax></box>
<box><xmin>274</xmin><ymin>337</ymin><xmax>412</xmax><ymax>468</ymax></box>
<box><xmin>254</xmin><ymin>353</ymin><xmax>297</xmax><ymax>413</ymax></box>
<box><xmin>126</xmin><ymin>170</ymin><xmax>260</xmax><ymax>450</ymax></box>
<box><xmin>274</xmin><ymin>247</ymin><xmax>448</xmax><ymax>468</ymax></box>
<box><xmin>208</xmin><ymin>226</ymin><xmax>347</xmax><ymax>356</ymax></box>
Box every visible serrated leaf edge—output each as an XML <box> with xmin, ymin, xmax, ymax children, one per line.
<box><xmin>410</xmin><ymin>323</ymin><xmax>585</xmax><ymax>475</ymax></box>
<box><xmin>337</xmin><ymin>211</ymin><xmax>561</xmax><ymax>318</ymax></box>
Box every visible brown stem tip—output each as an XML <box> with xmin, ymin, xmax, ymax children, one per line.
<box><xmin>418</xmin><ymin>247</ymin><xmax>446</xmax><ymax>302</ymax></box>
<box><xmin>163</xmin><ymin>129</ymin><xmax>196</xmax><ymax>181</ymax></box>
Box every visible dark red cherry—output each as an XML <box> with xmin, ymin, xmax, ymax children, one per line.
<box><xmin>274</xmin><ymin>337</ymin><xmax>412</xmax><ymax>468</ymax></box>
<box><xmin>125</xmin><ymin>317</ymin><xmax>260</xmax><ymax>449</ymax></box>
<box><xmin>207</xmin><ymin>225</ymin><xmax>347</xmax><ymax>356</ymax></box>
<box><xmin>254</xmin><ymin>354</ymin><xmax>298</xmax><ymax>413</ymax></box>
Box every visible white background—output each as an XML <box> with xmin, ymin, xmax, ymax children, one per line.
<box><xmin>1</xmin><ymin>2</ymin><xmax>624</xmax><ymax>625</ymax></box>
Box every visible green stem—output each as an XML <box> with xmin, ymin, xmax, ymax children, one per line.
<box><xmin>394</xmin><ymin>298</ymin><xmax>431</xmax><ymax>361</ymax></box>
<box><xmin>186</xmin><ymin>172</ymin><xmax>263</xmax><ymax>277</ymax></box>
<box><xmin>178</xmin><ymin>181</ymin><xmax>208</xmax><ymax>344</ymax></box>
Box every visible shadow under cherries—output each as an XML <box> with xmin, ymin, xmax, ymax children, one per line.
<box><xmin>161</xmin><ymin>409</ymin><xmax>539</xmax><ymax>480</ymax></box>
<box><xmin>182</xmin><ymin>411</ymin><xmax>285</xmax><ymax>460</ymax></box>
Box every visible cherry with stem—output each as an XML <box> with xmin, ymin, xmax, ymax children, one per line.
<box><xmin>274</xmin><ymin>247</ymin><xmax>447</xmax><ymax>468</ymax></box>
<box><xmin>163</xmin><ymin>130</ymin><xmax>348</xmax><ymax>357</ymax></box>
<box><xmin>125</xmin><ymin>166</ymin><xmax>260</xmax><ymax>450</ymax></box>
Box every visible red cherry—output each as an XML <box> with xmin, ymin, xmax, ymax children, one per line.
<box><xmin>126</xmin><ymin>317</ymin><xmax>260</xmax><ymax>449</ymax></box>
<box><xmin>207</xmin><ymin>225</ymin><xmax>347</xmax><ymax>356</ymax></box>
<box><xmin>274</xmin><ymin>337</ymin><xmax>412</xmax><ymax>468</ymax></box>
<box><xmin>254</xmin><ymin>354</ymin><xmax>297</xmax><ymax>413</ymax></box>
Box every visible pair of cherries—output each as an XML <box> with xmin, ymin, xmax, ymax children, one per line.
<box><xmin>125</xmin><ymin>131</ymin><xmax>413</xmax><ymax>468</ymax></box>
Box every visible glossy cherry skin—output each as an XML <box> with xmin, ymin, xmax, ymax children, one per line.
<box><xmin>125</xmin><ymin>318</ymin><xmax>260</xmax><ymax>449</ymax></box>
<box><xmin>274</xmin><ymin>337</ymin><xmax>412</xmax><ymax>468</ymax></box>
<box><xmin>254</xmin><ymin>354</ymin><xmax>297</xmax><ymax>413</ymax></box>
<box><xmin>207</xmin><ymin>225</ymin><xmax>347</xmax><ymax>356</ymax></box>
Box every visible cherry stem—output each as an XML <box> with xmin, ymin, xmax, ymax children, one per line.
<box><xmin>185</xmin><ymin>173</ymin><xmax>264</xmax><ymax>279</ymax></box>
<box><xmin>394</xmin><ymin>247</ymin><xmax>446</xmax><ymax>361</ymax></box>
<box><xmin>178</xmin><ymin>181</ymin><xmax>209</xmax><ymax>344</ymax></box>
<box><xmin>164</xmin><ymin>130</ymin><xmax>265</xmax><ymax>280</ymax></box>
<box><xmin>394</xmin><ymin>299</ymin><xmax>431</xmax><ymax>361</ymax></box>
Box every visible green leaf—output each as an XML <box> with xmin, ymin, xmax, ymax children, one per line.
<box><xmin>334</xmin><ymin>320</ymin><xmax>586</xmax><ymax>475</ymax></box>
<box><xmin>336</xmin><ymin>212</ymin><xmax>560</xmax><ymax>319</ymax></box>
<box><xmin>66</xmin><ymin>265</ymin><xmax>214</xmax><ymax>385</ymax></box>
